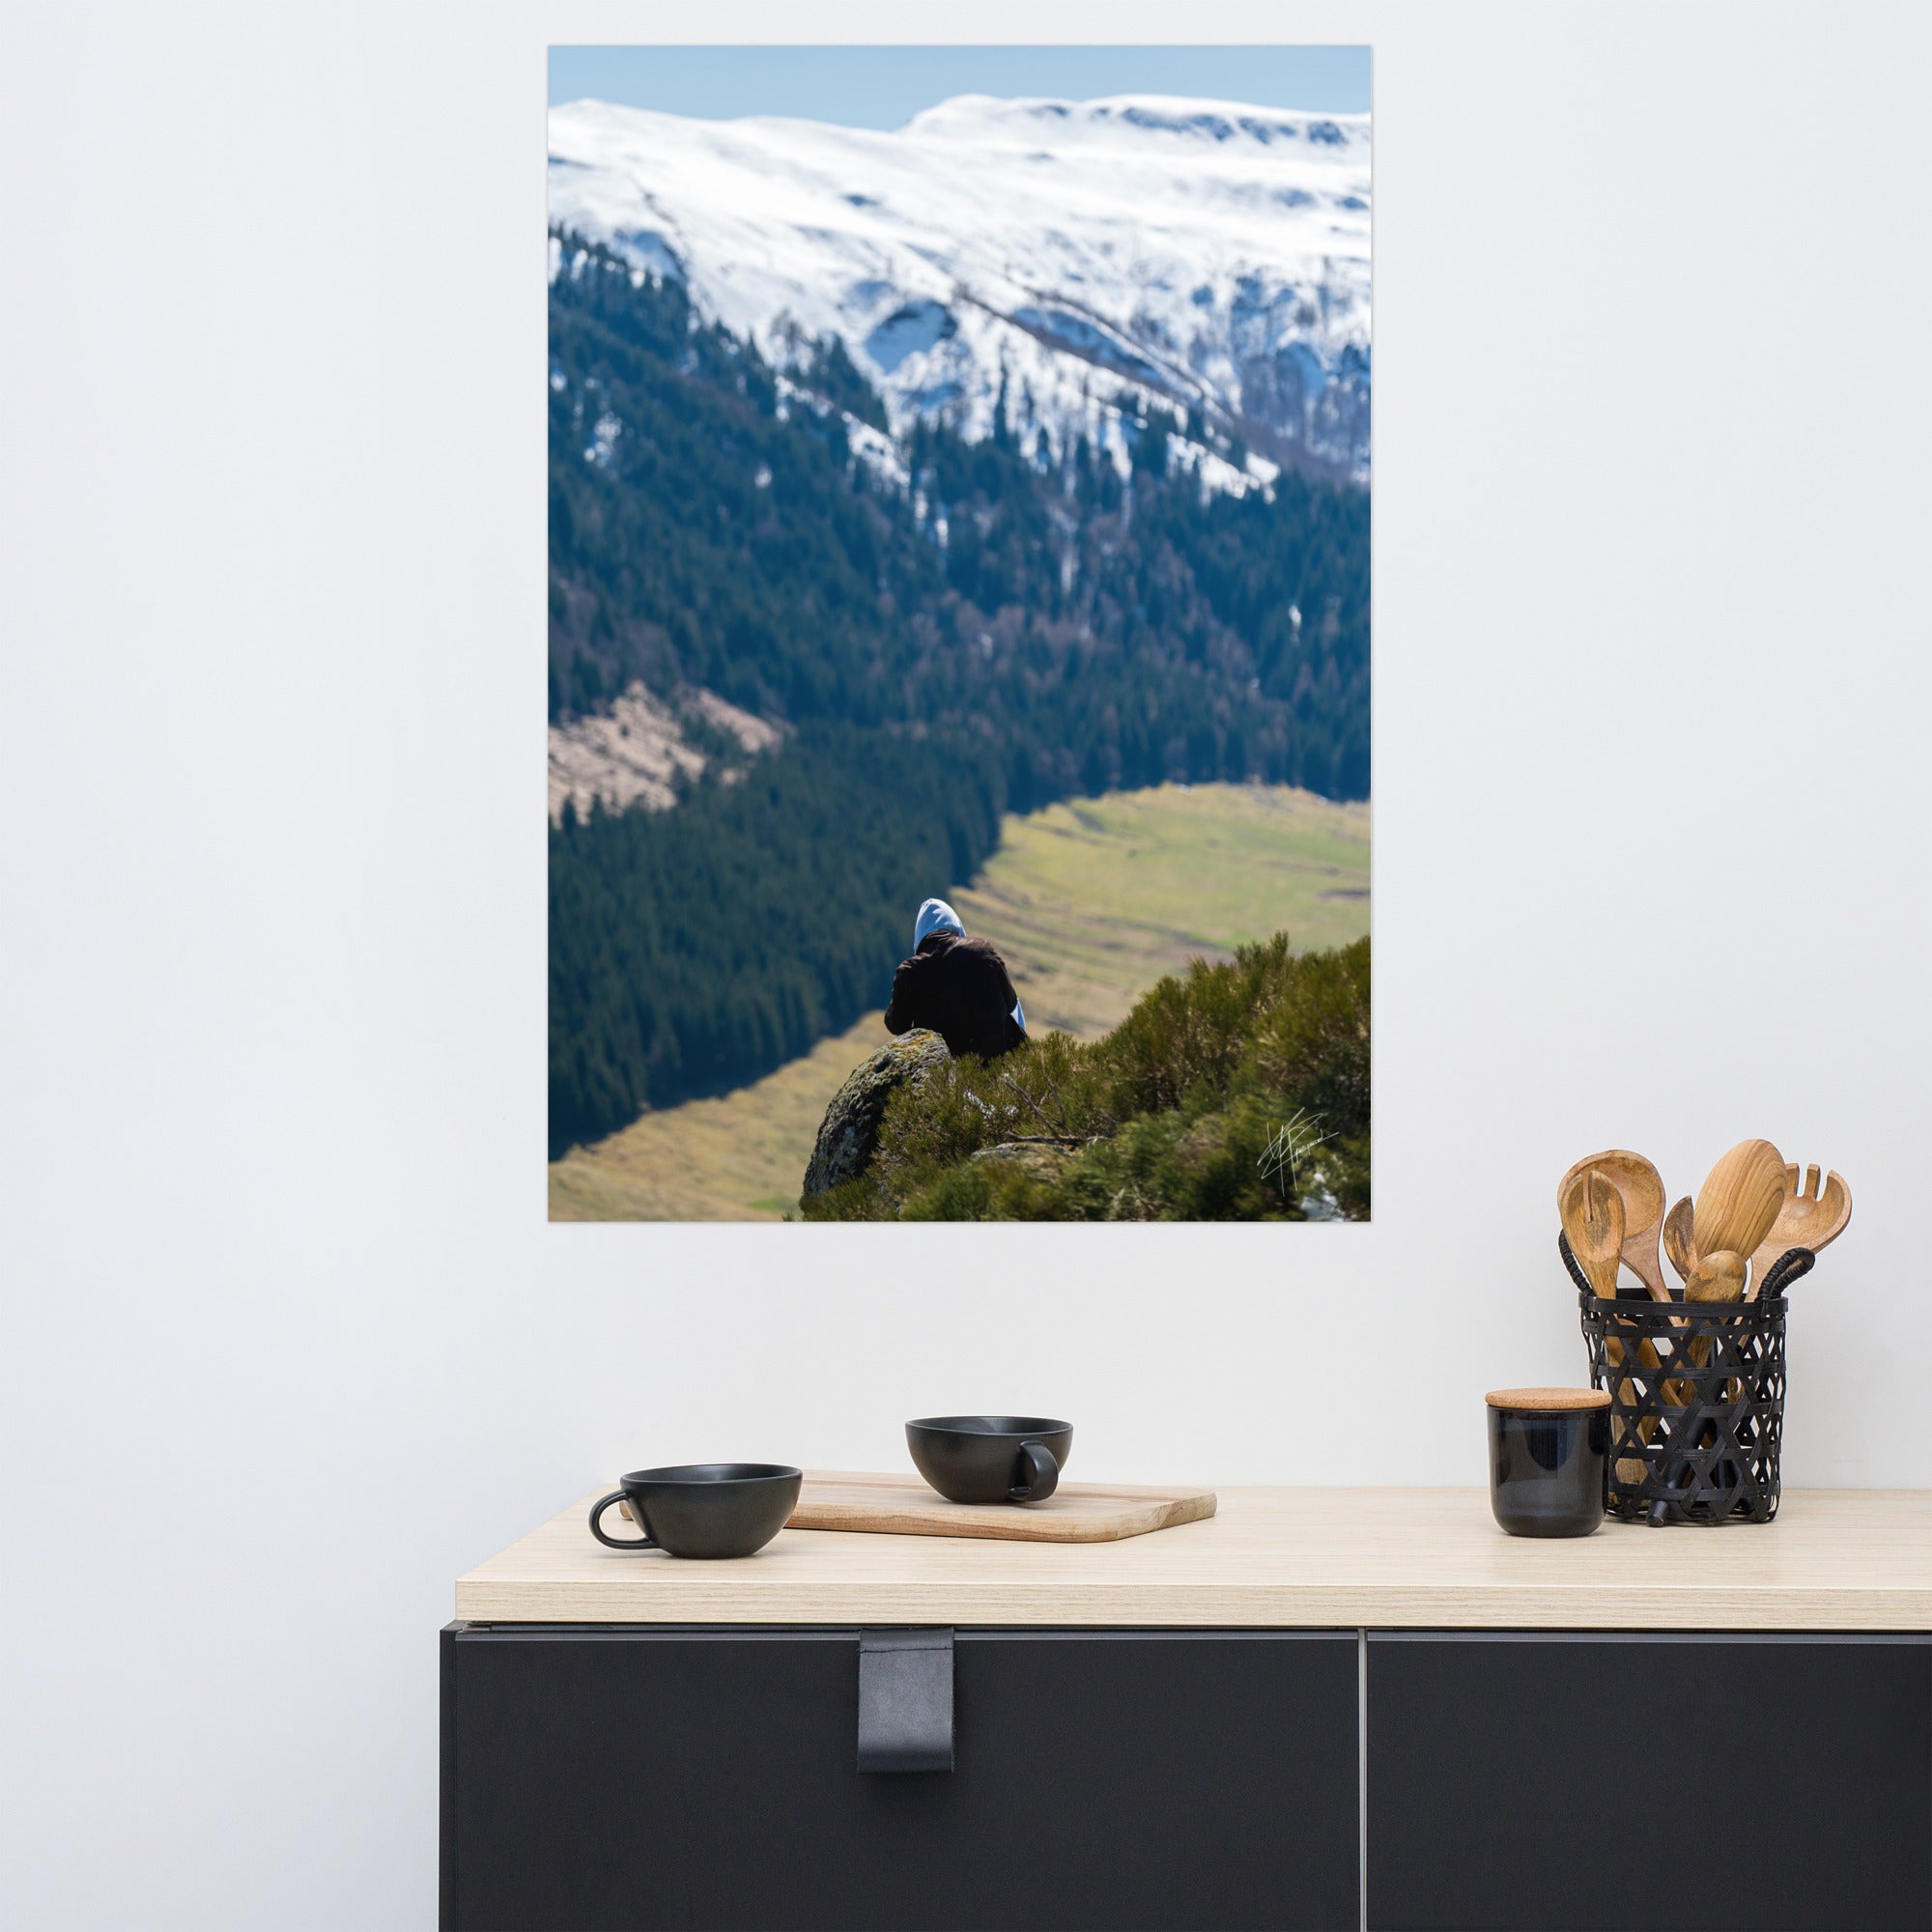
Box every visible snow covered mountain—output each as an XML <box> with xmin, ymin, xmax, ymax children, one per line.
<box><xmin>547</xmin><ymin>93</ymin><xmax>1370</xmax><ymax>487</ymax></box>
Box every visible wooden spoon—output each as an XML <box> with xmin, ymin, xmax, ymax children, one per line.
<box><xmin>1662</xmin><ymin>1196</ymin><xmax>1697</xmax><ymax>1285</ymax></box>
<box><xmin>1559</xmin><ymin>1168</ymin><xmax>1624</xmax><ymax>1297</ymax></box>
<box><xmin>1656</xmin><ymin>1198</ymin><xmax>1702</xmax><ymax>1405</ymax></box>
<box><xmin>1676</xmin><ymin>1247</ymin><xmax>1748</xmax><ymax>1405</ymax></box>
<box><xmin>1556</xmin><ymin>1151</ymin><xmax>1669</xmax><ymax>1300</ymax></box>
<box><xmin>1747</xmin><ymin>1165</ymin><xmax>1852</xmax><ymax>1299</ymax></box>
<box><xmin>1692</xmin><ymin>1139</ymin><xmax>1786</xmax><ymax>1267</ymax></box>
<box><xmin>1683</xmin><ymin>1248</ymin><xmax>1747</xmax><ymax>1304</ymax></box>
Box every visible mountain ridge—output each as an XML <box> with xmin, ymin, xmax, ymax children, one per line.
<box><xmin>547</xmin><ymin>91</ymin><xmax>1371</xmax><ymax>485</ymax></box>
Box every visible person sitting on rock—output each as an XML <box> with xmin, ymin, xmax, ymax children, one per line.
<box><xmin>884</xmin><ymin>897</ymin><xmax>1028</xmax><ymax>1061</ymax></box>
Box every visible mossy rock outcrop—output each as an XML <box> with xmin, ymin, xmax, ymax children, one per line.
<box><xmin>802</xmin><ymin>1029</ymin><xmax>951</xmax><ymax>1199</ymax></box>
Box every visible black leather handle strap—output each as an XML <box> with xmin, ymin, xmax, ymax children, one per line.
<box><xmin>1758</xmin><ymin>1246</ymin><xmax>1815</xmax><ymax>1300</ymax></box>
<box><xmin>857</xmin><ymin>1630</ymin><xmax>954</xmax><ymax>1774</ymax></box>
<box><xmin>1557</xmin><ymin>1229</ymin><xmax>1596</xmax><ymax>1297</ymax></box>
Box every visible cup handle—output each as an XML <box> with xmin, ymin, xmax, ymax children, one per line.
<box><xmin>588</xmin><ymin>1491</ymin><xmax>656</xmax><ymax>1550</ymax></box>
<box><xmin>1009</xmin><ymin>1440</ymin><xmax>1060</xmax><ymax>1503</ymax></box>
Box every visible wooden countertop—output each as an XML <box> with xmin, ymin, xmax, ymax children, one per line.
<box><xmin>455</xmin><ymin>1482</ymin><xmax>1932</xmax><ymax>1631</ymax></box>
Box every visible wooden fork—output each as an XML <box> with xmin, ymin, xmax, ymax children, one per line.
<box><xmin>1747</xmin><ymin>1165</ymin><xmax>1852</xmax><ymax>1298</ymax></box>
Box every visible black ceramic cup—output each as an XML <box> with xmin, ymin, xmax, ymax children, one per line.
<box><xmin>906</xmin><ymin>1416</ymin><xmax>1072</xmax><ymax>1505</ymax></box>
<box><xmin>587</xmin><ymin>1463</ymin><xmax>802</xmax><ymax>1559</ymax></box>
<box><xmin>1486</xmin><ymin>1389</ymin><xmax>1608</xmax><ymax>1538</ymax></box>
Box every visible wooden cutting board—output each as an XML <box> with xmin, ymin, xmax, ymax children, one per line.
<box><xmin>785</xmin><ymin>1470</ymin><xmax>1217</xmax><ymax>1544</ymax></box>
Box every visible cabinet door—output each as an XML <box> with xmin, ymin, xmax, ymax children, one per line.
<box><xmin>442</xmin><ymin>1625</ymin><xmax>1359</xmax><ymax>1932</ymax></box>
<box><xmin>1366</xmin><ymin>1632</ymin><xmax>1931</xmax><ymax>1932</ymax></box>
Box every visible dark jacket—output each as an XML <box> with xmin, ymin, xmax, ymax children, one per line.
<box><xmin>884</xmin><ymin>931</ymin><xmax>1026</xmax><ymax>1061</ymax></box>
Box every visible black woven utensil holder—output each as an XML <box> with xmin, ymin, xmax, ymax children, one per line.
<box><xmin>1564</xmin><ymin>1233</ymin><xmax>1810</xmax><ymax>1525</ymax></box>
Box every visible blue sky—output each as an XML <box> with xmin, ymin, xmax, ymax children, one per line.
<box><xmin>547</xmin><ymin>46</ymin><xmax>1371</xmax><ymax>126</ymax></box>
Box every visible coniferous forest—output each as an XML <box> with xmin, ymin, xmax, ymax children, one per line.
<box><xmin>549</xmin><ymin>234</ymin><xmax>1369</xmax><ymax>1155</ymax></box>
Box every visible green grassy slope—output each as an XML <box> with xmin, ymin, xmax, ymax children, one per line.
<box><xmin>952</xmin><ymin>781</ymin><xmax>1370</xmax><ymax>1039</ymax></box>
<box><xmin>548</xmin><ymin>781</ymin><xmax>1369</xmax><ymax>1221</ymax></box>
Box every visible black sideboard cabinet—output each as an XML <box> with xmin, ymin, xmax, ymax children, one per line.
<box><xmin>1369</xmin><ymin>1632</ymin><xmax>1931</xmax><ymax>1931</ymax></box>
<box><xmin>442</xmin><ymin>1626</ymin><xmax>1360</xmax><ymax>1932</ymax></box>
<box><xmin>441</xmin><ymin>1623</ymin><xmax>1931</xmax><ymax>1932</ymax></box>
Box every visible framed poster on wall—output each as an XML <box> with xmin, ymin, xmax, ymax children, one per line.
<box><xmin>546</xmin><ymin>46</ymin><xmax>1371</xmax><ymax>1222</ymax></box>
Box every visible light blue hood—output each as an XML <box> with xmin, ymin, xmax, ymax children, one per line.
<box><xmin>912</xmin><ymin>896</ymin><xmax>966</xmax><ymax>950</ymax></box>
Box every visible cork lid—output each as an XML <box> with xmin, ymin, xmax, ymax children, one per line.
<box><xmin>1485</xmin><ymin>1386</ymin><xmax>1611</xmax><ymax>1411</ymax></box>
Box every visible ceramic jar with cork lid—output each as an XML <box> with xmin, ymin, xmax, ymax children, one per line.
<box><xmin>1485</xmin><ymin>1387</ymin><xmax>1609</xmax><ymax>1537</ymax></box>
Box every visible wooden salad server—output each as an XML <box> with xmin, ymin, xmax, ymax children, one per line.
<box><xmin>1692</xmin><ymin>1140</ymin><xmax>1787</xmax><ymax>1272</ymax></box>
<box><xmin>1559</xmin><ymin>1168</ymin><xmax>1625</xmax><ymax>1297</ymax></box>
<box><xmin>1560</xmin><ymin>1169</ymin><xmax>1649</xmax><ymax>1482</ymax></box>
<box><xmin>1557</xmin><ymin>1151</ymin><xmax>1669</xmax><ymax>1300</ymax></box>
<box><xmin>1747</xmin><ymin>1165</ymin><xmax>1852</xmax><ymax>1299</ymax></box>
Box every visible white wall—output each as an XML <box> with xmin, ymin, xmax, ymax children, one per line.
<box><xmin>4</xmin><ymin>2</ymin><xmax>1927</xmax><ymax>1924</ymax></box>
